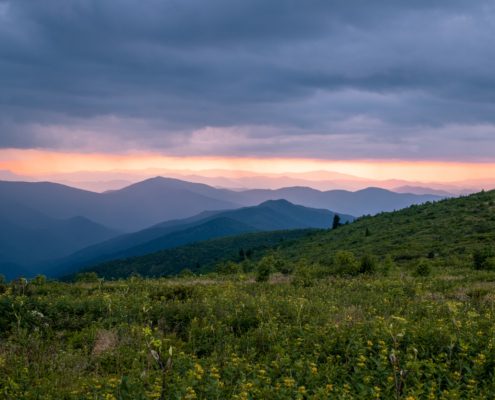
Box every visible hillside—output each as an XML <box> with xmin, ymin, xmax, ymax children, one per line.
<box><xmin>79</xmin><ymin>190</ymin><xmax>495</xmax><ymax>279</ymax></box>
<box><xmin>45</xmin><ymin>200</ymin><xmax>351</xmax><ymax>277</ymax></box>
<box><xmin>76</xmin><ymin>229</ymin><xmax>317</xmax><ymax>279</ymax></box>
<box><xmin>277</xmin><ymin>190</ymin><xmax>495</xmax><ymax>268</ymax></box>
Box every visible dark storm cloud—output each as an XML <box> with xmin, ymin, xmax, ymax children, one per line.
<box><xmin>1</xmin><ymin>0</ymin><xmax>495</xmax><ymax>159</ymax></box>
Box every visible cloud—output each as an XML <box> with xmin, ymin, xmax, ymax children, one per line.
<box><xmin>1</xmin><ymin>0</ymin><xmax>495</xmax><ymax>160</ymax></box>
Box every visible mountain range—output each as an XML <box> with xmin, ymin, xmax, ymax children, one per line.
<box><xmin>0</xmin><ymin>177</ymin><xmax>442</xmax><ymax>231</ymax></box>
<box><xmin>81</xmin><ymin>189</ymin><xmax>495</xmax><ymax>280</ymax></box>
<box><xmin>40</xmin><ymin>199</ymin><xmax>353</xmax><ymax>277</ymax></box>
<box><xmin>0</xmin><ymin>177</ymin><xmax>443</xmax><ymax>279</ymax></box>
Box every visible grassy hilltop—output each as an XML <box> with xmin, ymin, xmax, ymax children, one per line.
<box><xmin>1</xmin><ymin>190</ymin><xmax>495</xmax><ymax>399</ymax></box>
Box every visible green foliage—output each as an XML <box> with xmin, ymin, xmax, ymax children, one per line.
<box><xmin>333</xmin><ymin>250</ymin><xmax>360</xmax><ymax>276</ymax></box>
<box><xmin>178</xmin><ymin>268</ymin><xmax>195</xmax><ymax>278</ymax></box>
<box><xmin>32</xmin><ymin>275</ymin><xmax>47</xmax><ymax>285</ymax></box>
<box><xmin>414</xmin><ymin>259</ymin><xmax>432</xmax><ymax>277</ymax></box>
<box><xmin>255</xmin><ymin>255</ymin><xmax>273</xmax><ymax>282</ymax></box>
<box><xmin>2</xmin><ymin>269</ymin><xmax>495</xmax><ymax>398</ymax></box>
<box><xmin>359</xmin><ymin>254</ymin><xmax>377</xmax><ymax>274</ymax></box>
<box><xmin>379</xmin><ymin>255</ymin><xmax>396</xmax><ymax>276</ymax></box>
<box><xmin>216</xmin><ymin>261</ymin><xmax>242</xmax><ymax>275</ymax></box>
<box><xmin>473</xmin><ymin>247</ymin><xmax>495</xmax><ymax>270</ymax></box>
<box><xmin>75</xmin><ymin>271</ymin><xmax>100</xmax><ymax>283</ymax></box>
<box><xmin>78</xmin><ymin>229</ymin><xmax>315</xmax><ymax>279</ymax></box>
<box><xmin>279</xmin><ymin>190</ymin><xmax>495</xmax><ymax>276</ymax></box>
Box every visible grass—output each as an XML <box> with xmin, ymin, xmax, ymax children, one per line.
<box><xmin>2</xmin><ymin>265</ymin><xmax>495</xmax><ymax>399</ymax></box>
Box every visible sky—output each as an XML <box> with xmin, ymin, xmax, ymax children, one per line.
<box><xmin>1</xmin><ymin>0</ymin><xmax>495</xmax><ymax>187</ymax></box>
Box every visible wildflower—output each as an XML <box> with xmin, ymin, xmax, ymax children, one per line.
<box><xmin>283</xmin><ymin>377</ymin><xmax>295</xmax><ymax>388</ymax></box>
<box><xmin>238</xmin><ymin>392</ymin><xmax>249</xmax><ymax>400</ymax></box>
<box><xmin>194</xmin><ymin>363</ymin><xmax>204</xmax><ymax>380</ymax></box>
<box><xmin>210</xmin><ymin>366</ymin><xmax>221</xmax><ymax>380</ymax></box>
<box><xmin>108</xmin><ymin>377</ymin><xmax>120</xmax><ymax>387</ymax></box>
<box><xmin>467</xmin><ymin>379</ymin><xmax>477</xmax><ymax>390</ymax></box>
<box><xmin>325</xmin><ymin>384</ymin><xmax>334</xmax><ymax>392</ymax></box>
<box><xmin>184</xmin><ymin>387</ymin><xmax>197</xmax><ymax>400</ymax></box>
<box><xmin>143</xmin><ymin>326</ymin><xmax>152</xmax><ymax>336</ymax></box>
<box><xmin>357</xmin><ymin>354</ymin><xmax>367</xmax><ymax>368</ymax></box>
<box><xmin>298</xmin><ymin>386</ymin><xmax>306</xmax><ymax>394</ymax></box>
<box><xmin>474</xmin><ymin>353</ymin><xmax>486</xmax><ymax>366</ymax></box>
<box><xmin>309</xmin><ymin>362</ymin><xmax>318</xmax><ymax>374</ymax></box>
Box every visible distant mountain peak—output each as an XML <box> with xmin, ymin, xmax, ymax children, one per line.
<box><xmin>258</xmin><ymin>199</ymin><xmax>294</xmax><ymax>207</ymax></box>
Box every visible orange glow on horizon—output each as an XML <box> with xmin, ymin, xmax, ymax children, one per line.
<box><xmin>1</xmin><ymin>149</ymin><xmax>495</xmax><ymax>183</ymax></box>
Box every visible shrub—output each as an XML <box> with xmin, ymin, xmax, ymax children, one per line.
<box><xmin>32</xmin><ymin>275</ymin><xmax>47</xmax><ymax>285</ymax></box>
<box><xmin>75</xmin><ymin>272</ymin><xmax>100</xmax><ymax>283</ymax></box>
<box><xmin>273</xmin><ymin>257</ymin><xmax>294</xmax><ymax>275</ymax></box>
<box><xmin>292</xmin><ymin>262</ymin><xmax>315</xmax><ymax>287</ymax></box>
<box><xmin>216</xmin><ymin>261</ymin><xmax>241</xmax><ymax>275</ymax></box>
<box><xmin>333</xmin><ymin>251</ymin><xmax>359</xmax><ymax>276</ymax></box>
<box><xmin>255</xmin><ymin>256</ymin><xmax>273</xmax><ymax>282</ymax></box>
<box><xmin>359</xmin><ymin>254</ymin><xmax>377</xmax><ymax>274</ymax></box>
<box><xmin>473</xmin><ymin>248</ymin><xmax>495</xmax><ymax>270</ymax></box>
<box><xmin>179</xmin><ymin>268</ymin><xmax>195</xmax><ymax>278</ymax></box>
<box><xmin>379</xmin><ymin>255</ymin><xmax>396</xmax><ymax>276</ymax></box>
<box><xmin>0</xmin><ymin>274</ymin><xmax>6</xmax><ymax>294</ymax></box>
<box><xmin>414</xmin><ymin>259</ymin><xmax>431</xmax><ymax>277</ymax></box>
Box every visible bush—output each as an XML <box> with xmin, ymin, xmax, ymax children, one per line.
<box><xmin>0</xmin><ymin>274</ymin><xmax>6</xmax><ymax>294</ymax></box>
<box><xmin>359</xmin><ymin>254</ymin><xmax>377</xmax><ymax>274</ymax></box>
<box><xmin>216</xmin><ymin>261</ymin><xmax>241</xmax><ymax>275</ymax></box>
<box><xmin>292</xmin><ymin>262</ymin><xmax>316</xmax><ymax>287</ymax></box>
<box><xmin>379</xmin><ymin>255</ymin><xmax>395</xmax><ymax>276</ymax></box>
<box><xmin>473</xmin><ymin>248</ymin><xmax>495</xmax><ymax>270</ymax></box>
<box><xmin>32</xmin><ymin>275</ymin><xmax>47</xmax><ymax>285</ymax></box>
<box><xmin>179</xmin><ymin>268</ymin><xmax>195</xmax><ymax>278</ymax></box>
<box><xmin>333</xmin><ymin>251</ymin><xmax>359</xmax><ymax>276</ymax></box>
<box><xmin>255</xmin><ymin>256</ymin><xmax>273</xmax><ymax>282</ymax></box>
<box><xmin>414</xmin><ymin>259</ymin><xmax>431</xmax><ymax>277</ymax></box>
<box><xmin>75</xmin><ymin>272</ymin><xmax>100</xmax><ymax>283</ymax></box>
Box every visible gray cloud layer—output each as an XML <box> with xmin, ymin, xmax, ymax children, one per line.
<box><xmin>1</xmin><ymin>0</ymin><xmax>495</xmax><ymax>159</ymax></box>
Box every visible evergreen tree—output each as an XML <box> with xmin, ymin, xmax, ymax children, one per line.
<box><xmin>332</xmin><ymin>214</ymin><xmax>341</xmax><ymax>229</ymax></box>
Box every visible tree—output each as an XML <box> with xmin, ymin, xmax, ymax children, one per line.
<box><xmin>332</xmin><ymin>214</ymin><xmax>341</xmax><ymax>229</ymax></box>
